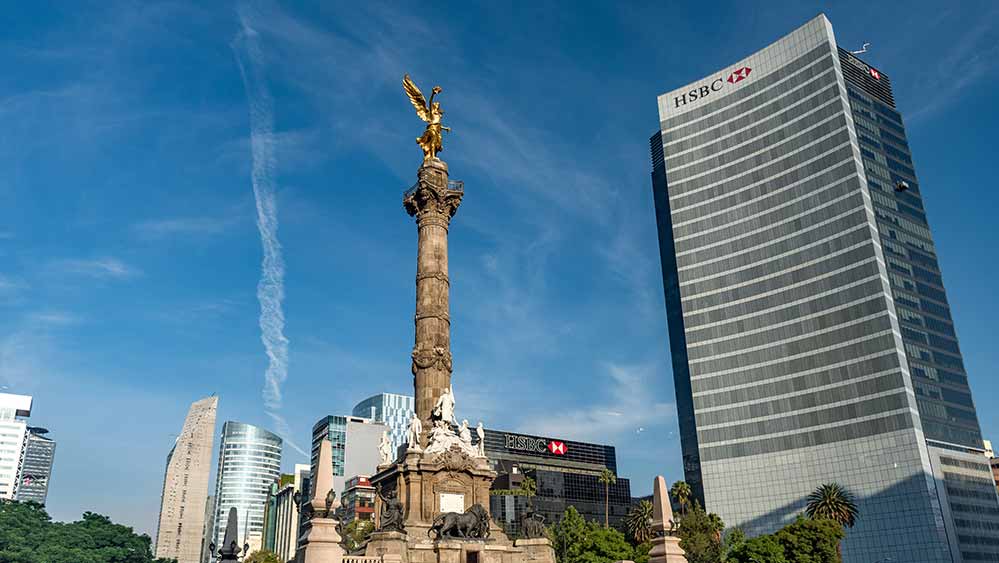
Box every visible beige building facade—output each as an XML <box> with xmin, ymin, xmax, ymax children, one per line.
<box><xmin>155</xmin><ymin>396</ymin><xmax>218</xmax><ymax>563</ymax></box>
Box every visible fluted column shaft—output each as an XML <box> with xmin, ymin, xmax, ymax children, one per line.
<box><xmin>404</xmin><ymin>160</ymin><xmax>463</xmax><ymax>444</ymax></box>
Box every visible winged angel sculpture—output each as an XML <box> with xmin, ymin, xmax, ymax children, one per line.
<box><xmin>403</xmin><ymin>74</ymin><xmax>450</xmax><ymax>163</ymax></box>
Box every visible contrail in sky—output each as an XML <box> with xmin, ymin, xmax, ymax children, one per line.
<box><xmin>233</xmin><ymin>9</ymin><xmax>307</xmax><ymax>458</ymax></box>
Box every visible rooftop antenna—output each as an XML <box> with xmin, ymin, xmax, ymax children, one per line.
<box><xmin>851</xmin><ymin>42</ymin><xmax>871</xmax><ymax>55</ymax></box>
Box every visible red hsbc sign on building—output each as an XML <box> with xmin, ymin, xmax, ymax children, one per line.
<box><xmin>674</xmin><ymin>65</ymin><xmax>754</xmax><ymax>108</ymax></box>
<box><xmin>505</xmin><ymin>433</ymin><xmax>569</xmax><ymax>456</ymax></box>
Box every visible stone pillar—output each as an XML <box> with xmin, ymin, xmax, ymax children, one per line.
<box><xmin>404</xmin><ymin>159</ymin><xmax>463</xmax><ymax>444</ymax></box>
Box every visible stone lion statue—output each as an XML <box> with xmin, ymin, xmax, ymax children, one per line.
<box><xmin>428</xmin><ymin>504</ymin><xmax>491</xmax><ymax>540</ymax></box>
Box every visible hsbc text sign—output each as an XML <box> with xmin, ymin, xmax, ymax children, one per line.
<box><xmin>504</xmin><ymin>434</ymin><xmax>568</xmax><ymax>456</ymax></box>
<box><xmin>673</xmin><ymin>66</ymin><xmax>752</xmax><ymax>108</ymax></box>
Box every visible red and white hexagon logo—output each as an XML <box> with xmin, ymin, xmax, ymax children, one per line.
<box><xmin>727</xmin><ymin>67</ymin><xmax>752</xmax><ymax>84</ymax></box>
<box><xmin>869</xmin><ymin>68</ymin><xmax>881</xmax><ymax>80</ymax></box>
<box><xmin>547</xmin><ymin>441</ymin><xmax>567</xmax><ymax>455</ymax></box>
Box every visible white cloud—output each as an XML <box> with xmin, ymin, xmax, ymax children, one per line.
<box><xmin>518</xmin><ymin>362</ymin><xmax>675</xmax><ymax>443</ymax></box>
<box><xmin>133</xmin><ymin>216</ymin><xmax>238</xmax><ymax>239</ymax></box>
<box><xmin>233</xmin><ymin>4</ymin><xmax>307</xmax><ymax>459</ymax></box>
<box><xmin>50</xmin><ymin>257</ymin><xmax>141</xmax><ymax>279</ymax></box>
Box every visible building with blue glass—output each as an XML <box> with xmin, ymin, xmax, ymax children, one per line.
<box><xmin>211</xmin><ymin>421</ymin><xmax>282</xmax><ymax>556</ymax></box>
<box><xmin>651</xmin><ymin>14</ymin><xmax>999</xmax><ymax>563</ymax></box>
<box><xmin>310</xmin><ymin>415</ymin><xmax>385</xmax><ymax>496</ymax></box>
<box><xmin>352</xmin><ymin>393</ymin><xmax>414</xmax><ymax>454</ymax></box>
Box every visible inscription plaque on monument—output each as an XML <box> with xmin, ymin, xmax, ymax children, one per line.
<box><xmin>439</xmin><ymin>492</ymin><xmax>465</xmax><ymax>514</ymax></box>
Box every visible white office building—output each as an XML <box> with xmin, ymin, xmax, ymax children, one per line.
<box><xmin>0</xmin><ymin>393</ymin><xmax>31</xmax><ymax>500</ymax></box>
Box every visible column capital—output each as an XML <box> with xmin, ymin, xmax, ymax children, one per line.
<box><xmin>403</xmin><ymin>159</ymin><xmax>464</xmax><ymax>219</ymax></box>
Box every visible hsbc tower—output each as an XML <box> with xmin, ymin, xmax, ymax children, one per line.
<box><xmin>651</xmin><ymin>13</ymin><xmax>998</xmax><ymax>563</ymax></box>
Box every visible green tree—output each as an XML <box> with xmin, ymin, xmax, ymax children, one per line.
<box><xmin>670</xmin><ymin>481</ymin><xmax>692</xmax><ymax>516</ymax></box>
<box><xmin>722</xmin><ymin>528</ymin><xmax>746</xmax><ymax>561</ymax></box>
<box><xmin>341</xmin><ymin>519</ymin><xmax>375</xmax><ymax>553</ymax></box>
<box><xmin>624</xmin><ymin>500</ymin><xmax>653</xmax><ymax>544</ymax></box>
<box><xmin>578</xmin><ymin>521</ymin><xmax>635</xmax><ymax>563</ymax></box>
<box><xmin>774</xmin><ymin>517</ymin><xmax>843</xmax><ymax>563</ymax></box>
<box><xmin>244</xmin><ymin>549</ymin><xmax>282</xmax><ymax>563</ymax></box>
<box><xmin>632</xmin><ymin>541</ymin><xmax>652</xmax><ymax>563</ymax></box>
<box><xmin>551</xmin><ymin>506</ymin><xmax>587</xmax><ymax>563</ymax></box>
<box><xmin>597</xmin><ymin>469</ymin><xmax>617</xmax><ymax>528</ymax></box>
<box><xmin>0</xmin><ymin>500</ymin><xmax>175</xmax><ymax>563</ymax></box>
<box><xmin>805</xmin><ymin>483</ymin><xmax>858</xmax><ymax>529</ymax></box>
<box><xmin>676</xmin><ymin>503</ymin><xmax>723</xmax><ymax>563</ymax></box>
<box><xmin>727</xmin><ymin>534</ymin><xmax>786</xmax><ymax>563</ymax></box>
<box><xmin>707</xmin><ymin>512</ymin><xmax>724</xmax><ymax>542</ymax></box>
<box><xmin>520</xmin><ymin>476</ymin><xmax>538</xmax><ymax>503</ymax></box>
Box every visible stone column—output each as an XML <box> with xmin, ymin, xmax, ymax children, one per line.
<box><xmin>404</xmin><ymin>159</ymin><xmax>463</xmax><ymax>444</ymax></box>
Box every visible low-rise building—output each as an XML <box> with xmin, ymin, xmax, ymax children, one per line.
<box><xmin>484</xmin><ymin>429</ymin><xmax>632</xmax><ymax>535</ymax></box>
<box><xmin>340</xmin><ymin>475</ymin><xmax>375</xmax><ymax>524</ymax></box>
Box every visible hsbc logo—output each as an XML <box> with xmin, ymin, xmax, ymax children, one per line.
<box><xmin>547</xmin><ymin>441</ymin><xmax>567</xmax><ymax>455</ymax></box>
<box><xmin>727</xmin><ymin>66</ymin><xmax>752</xmax><ymax>84</ymax></box>
<box><xmin>674</xmin><ymin>66</ymin><xmax>753</xmax><ymax>108</ymax></box>
<box><xmin>869</xmin><ymin>68</ymin><xmax>881</xmax><ymax>80</ymax></box>
<box><xmin>505</xmin><ymin>433</ymin><xmax>569</xmax><ymax>456</ymax></box>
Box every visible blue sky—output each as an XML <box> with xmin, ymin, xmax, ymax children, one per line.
<box><xmin>2</xmin><ymin>1</ymin><xmax>998</xmax><ymax>537</ymax></box>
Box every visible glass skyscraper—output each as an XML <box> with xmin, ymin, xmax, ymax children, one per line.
<box><xmin>651</xmin><ymin>14</ymin><xmax>998</xmax><ymax>563</ymax></box>
<box><xmin>837</xmin><ymin>46</ymin><xmax>999</xmax><ymax>563</ymax></box>
<box><xmin>13</xmin><ymin>427</ymin><xmax>56</xmax><ymax>505</ymax></box>
<box><xmin>352</xmin><ymin>392</ymin><xmax>414</xmax><ymax>453</ymax></box>
<box><xmin>212</xmin><ymin>421</ymin><xmax>282</xmax><ymax>555</ymax></box>
<box><xmin>310</xmin><ymin>415</ymin><xmax>385</xmax><ymax>497</ymax></box>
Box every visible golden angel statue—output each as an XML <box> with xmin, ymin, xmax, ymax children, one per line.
<box><xmin>403</xmin><ymin>74</ymin><xmax>450</xmax><ymax>163</ymax></box>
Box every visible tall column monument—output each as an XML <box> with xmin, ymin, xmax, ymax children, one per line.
<box><xmin>405</xmin><ymin>158</ymin><xmax>462</xmax><ymax>444</ymax></box>
<box><xmin>365</xmin><ymin>74</ymin><xmax>554</xmax><ymax>563</ymax></box>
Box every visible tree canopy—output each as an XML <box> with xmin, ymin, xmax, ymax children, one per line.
<box><xmin>805</xmin><ymin>483</ymin><xmax>858</xmax><ymax>529</ymax></box>
<box><xmin>725</xmin><ymin>517</ymin><xmax>844</xmax><ymax>563</ymax></box>
<box><xmin>0</xmin><ymin>500</ymin><xmax>176</xmax><ymax>563</ymax></box>
<box><xmin>244</xmin><ymin>550</ymin><xmax>282</xmax><ymax>563</ymax></box>
<box><xmin>624</xmin><ymin>500</ymin><xmax>653</xmax><ymax>544</ymax></box>
<box><xmin>550</xmin><ymin>506</ymin><xmax>647</xmax><ymax>563</ymax></box>
<box><xmin>676</xmin><ymin>503</ymin><xmax>723</xmax><ymax>563</ymax></box>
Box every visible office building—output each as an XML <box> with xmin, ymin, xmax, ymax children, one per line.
<box><xmin>0</xmin><ymin>393</ymin><xmax>31</xmax><ymax>500</ymax></box>
<box><xmin>838</xmin><ymin>46</ymin><xmax>999</xmax><ymax>563</ymax></box>
<box><xmin>651</xmin><ymin>14</ymin><xmax>998</xmax><ymax>562</ymax></box>
<box><xmin>13</xmin><ymin>426</ymin><xmax>56</xmax><ymax>504</ymax></box>
<box><xmin>310</xmin><ymin>415</ymin><xmax>385</xmax><ymax>495</ymax></box>
<box><xmin>262</xmin><ymin>463</ymin><xmax>309</xmax><ymax>563</ymax></box>
<box><xmin>340</xmin><ymin>475</ymin><xmax>376</xmax><ymax>524</ymax></box>
<box><xmin>155</xmin><ymin>396</ymin><xmax>218</xmax><ymax>563</ymax></box>
<box><xmin>484</xmin><ymin>429</ymin><xmax>631</xmax><ymax>535</ymax></box>
<box><xmin>352</xmin><ymin>393</ymin><xmax>414</xmax><ymax>454</ymax></box>
<box><xmin>212</xmin><ymin>421</ymin><xmax>282</xmax><ymax>557</ymax></box>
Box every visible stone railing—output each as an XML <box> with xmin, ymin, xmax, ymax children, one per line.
<box><xmin>342</xmin><ymin>557</ymin><xmax>382</xmax><ymax>563</ymax></box>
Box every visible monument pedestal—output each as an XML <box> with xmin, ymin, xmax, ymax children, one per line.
<box><xmin>370</xmin><ymin>446</ymin><xmax>505</xmax><ymax>544</ymax></box>
<box><xmin>649</xmin><ymin>535</ymin><xmax>686</xmax><ymax>563</ymax></box>
<box><xmin>296</xmin><ymin>517</ymin><xmax>344</xmax><ymax>563</ymax></box>
<box><xmin>514</xmin><ymin>538</ymin><xmax>555</xmax><ymax>563</ymax></box>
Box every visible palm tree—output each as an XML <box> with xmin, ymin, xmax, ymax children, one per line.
<box><xmin>670</xmin><ymin>481</ymin><xmax>692</xmax><ymax>516</ymax></box>
<box><xmin>805</xmin><ymin>483</ymin><xmax>858</xmax><ymax>528</ymax></box>
<box><xmin>598</xmin><ymin>468</ymin><xmax>617</xmax><ymax>528</ymax></box>
<box><xmin>707</xmin><ymin>512</ymin><xmax>724</xmax><ymax>542</ymax></box>
<box><xmin>519</xmin><ymin>475</ymin><xmax>537</xmax><ymax>510</ymax></box>
<box><xmin>625</xmin><ymin>500</ymin><xmax>654</xmax><ymax>543</ymax></box>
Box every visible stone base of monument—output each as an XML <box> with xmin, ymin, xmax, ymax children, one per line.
<box><xmin>365</xmin><ymin>535</ymin><xmax>529</xmax><ymax>563</ymax></box>
<box><xmin>370</xmin><ymin>445</ymin><xmax>504</xmax><ymax>542</ymax></box>
<box><xmin>649</xmin><ymin>535</ymin><xmax>686</xmax><ymax>563</ymax></box>
<box><xmin>295</xmin><ymin>517</ymin><xmax>344</xmax><ymax>563</ymax></box>
<box><xmin>513</xmin><ymin>538</ymin><xmax>555</xmax><ymax>563</ymax></box>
